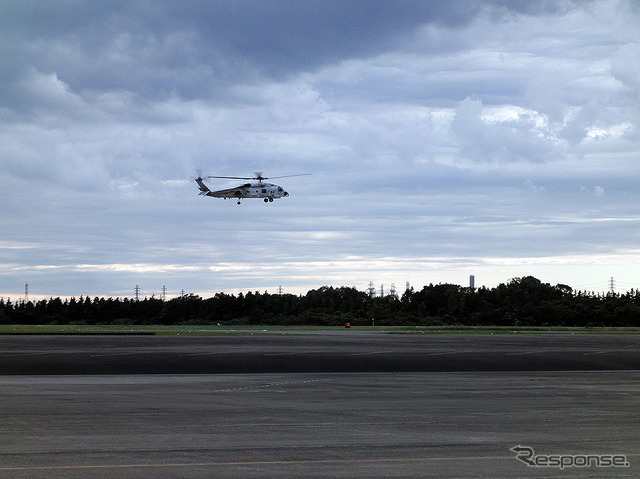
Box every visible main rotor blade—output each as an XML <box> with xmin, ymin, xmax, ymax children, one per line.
<box><xmin>207</xmin><ymin>176</ymin><xmax>254</xmax><ymax>180</ymax></box>
<box><xmin>207</xmin><ymin>173</ymin><xmax>312</xmax><ymax>181</ymax></box>
<box><xmin>263</xmin><ymin>173</ymin><xmax>312</xmax><ymax>180</ymax></box>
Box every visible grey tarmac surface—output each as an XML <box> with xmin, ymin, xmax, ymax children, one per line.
<box><xmin>1</xmin><ymin>333</ymin><xmax>639</xmax><ymax>478</ymax></box>
<box><xmin>1</xmin><ymin>332</ymin><xmax>640</xmax><ymax>374</ymax></box>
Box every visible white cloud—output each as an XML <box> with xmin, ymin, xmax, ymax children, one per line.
<box><xmin>451</xmin><ymin>97</ymin><xmax>560</xmax><ymax>163</ymax></box>
<box><xmin>611</xmin><ymin>42</ymin><xmax>640</xmax><ymax>99</ymax></box>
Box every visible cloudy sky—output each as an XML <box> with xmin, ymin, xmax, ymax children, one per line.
<box><xmin>2</xmin><ymin>0</ymin><xmax>639</xmax><ymax>300</ymax></box>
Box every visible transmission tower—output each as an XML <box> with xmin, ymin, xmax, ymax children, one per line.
<box><xmin>135</xmin><ymin>285</ymin><xmax>140</xmax><ymax>301</ymax></box>
<box><xmin>161</xmin><ymin>285</ymin><xmax>167</xmax><ymax>301</ymax></box>
<box><xmin>380</xmin><ymin>284</ymin><xmax>384</xmax><ymax>297</ymax></box>
<box><xmin>609</xmin><ymin>277</ymin><xmax>616</xmax><ymax>294</ymax></box>
<box><xmin>25</xmin><ymin>282</ymin><xmax>29</xmax><ymax>303</ymax></box>
<box><xmin>367</xmin><ymin>281</ymin><xmax>376</xmax><ymax>298</ymax></box>
<box><xmin>390</xmin><ymin>283</ymin><xmax>397</xmax><ymax>297</ymax></box>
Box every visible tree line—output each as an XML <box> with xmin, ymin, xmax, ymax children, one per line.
<box><xmin>2</xmin><ymin>276</ymin><xmax>639</xmax><ymax>327</ymax></box>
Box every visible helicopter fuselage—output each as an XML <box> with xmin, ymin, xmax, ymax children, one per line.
<box><xmin>196</xmin><ymin>177</ymin><xmax>289</xmax><ymax>204</ymax></box>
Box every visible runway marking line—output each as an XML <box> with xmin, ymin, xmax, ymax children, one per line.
<box><xmin>425</xmin><ymin>350</ymin><xmax>473</xmax><ymax>356</ymax></box>
<box><xmin>0</xmin><ymin>351</ymin><xmax>58</xmax><ymax>357</ymax></box>
<box><xmin>2</xmin><ymin>452</ymin><xmax>638</xmax><ymax>472</ymax></box>
<box><xmin>505</xmin><ymin>350</ymin><xmax>543</xmax><ymax>356</ymax></box>
<box><xmin>212</xmin><ymin>378</ymin><xmax>322</xmax><ymax>393</ymax></box>
<box><xmin>180</xmin><ymin>351</ymin><xmax>234</xmax><ymax>357</ymax></box>
<box><xmin>90</xmin><ymin>351</ymin><xmax>154</xmax><ymax>357</ymax></box>
<box><xmin>348</xmin><ymin>350</ymin><xmax>393</xmax><ymax>356</ymax></box>
<box><xmin>582</xmin><ymin>350</ymin><xmax>620</xmax><ymax>355</ymax></box>
<box><xmin>263</xmin><ymin>350</ymin><xmax>326</xmax><ymax>356</ymax></box>
<box><xmin>0</xmin><ymin>454</ymin><xmax>520</xmax><ymax>471</ymax></box>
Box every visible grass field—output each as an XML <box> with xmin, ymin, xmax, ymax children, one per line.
<box><xmin>1</xmin><ymin>324</ymin><xmax>639</xmax><ymax>335</ymax></box>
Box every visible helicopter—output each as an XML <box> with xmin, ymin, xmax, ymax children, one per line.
<box><xmin>195</xmin><ymin>172</ymin><xmax>310</xmax><ymax>204</ymax></box>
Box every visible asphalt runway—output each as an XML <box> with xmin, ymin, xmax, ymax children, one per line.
<box><xmin>1</xmin><ymin>333</ymin><xmax>639</xmax><ymax>478</ymax></box>
<box><xmin>1</xmin><ymin>332</ymin><xmax>640</xmax><ymax>374</ymax></box>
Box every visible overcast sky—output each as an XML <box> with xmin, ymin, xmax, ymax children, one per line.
<box><xmin>2</xmin><ymin>0</ymin><xmax>640</xmax><ymax>300</ymax></box>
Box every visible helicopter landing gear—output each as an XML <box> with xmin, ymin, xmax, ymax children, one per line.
<box><xmin>237</xmin><ymin>200</ymin><xmax>241</xmax><ymax>205</ymax></box>
<box><xmin>264</xmin><ymin>197</ymin><xmax>274</xmax><ymax>203</ymax></box>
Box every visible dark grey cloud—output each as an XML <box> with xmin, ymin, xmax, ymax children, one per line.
<box><xmin>6</xmin><ymin>1</ymin><xmax>460</xmax><ymax>98</ymax></box>
<box><xmin>2</xmin><ymin>0</ymin><xmax>572</xmax><ymax>109</ymax></box>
